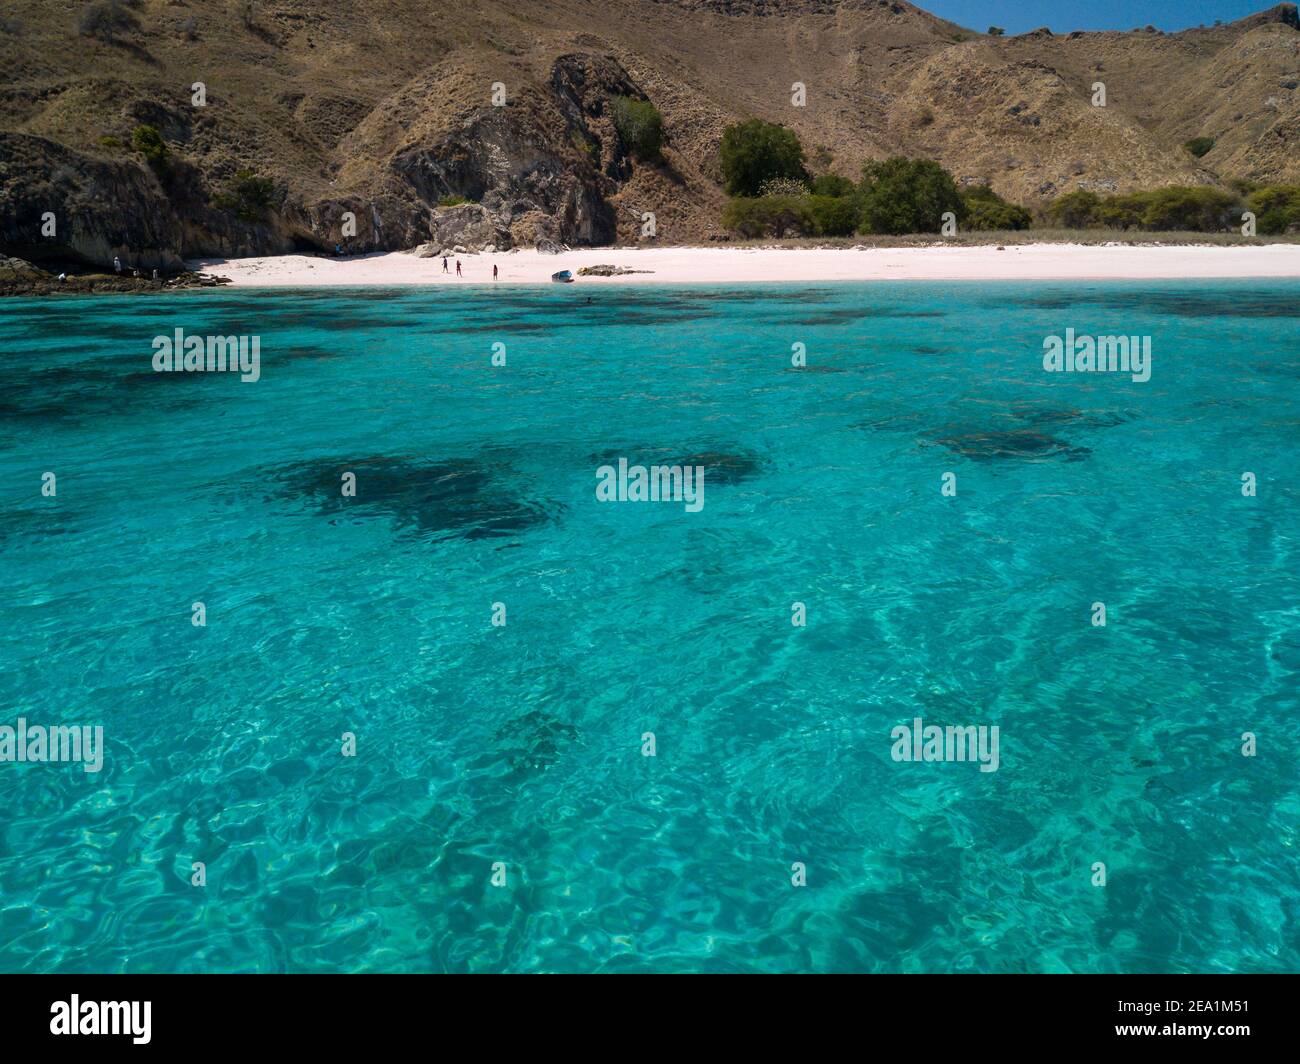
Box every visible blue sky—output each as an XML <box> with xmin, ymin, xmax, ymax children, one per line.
<box><xmin>920</xmin><ymin>1</ymin><xmax>1275</xmax><ymax>35</ymax></box>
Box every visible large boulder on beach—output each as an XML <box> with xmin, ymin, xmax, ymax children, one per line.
<box><xmin>576</xmin><ymin>263</ymin><xmax>653</xmax><ymax>276</ymax></box>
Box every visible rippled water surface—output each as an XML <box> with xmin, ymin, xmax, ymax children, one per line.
<box><xmin>1</xmin><ymin>280</ymin><xmax>1297</xmax><ymax>972</ymax></box>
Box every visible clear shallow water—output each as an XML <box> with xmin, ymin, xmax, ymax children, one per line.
<box><xmin>1</xmin><ymin>280</ymin><xmax>1297</xmax><ymax>973</ymax></box>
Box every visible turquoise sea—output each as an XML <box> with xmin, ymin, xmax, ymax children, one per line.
<box><xmin>1</xmin><ymin>280</ymin><xmax>1297</xmax><ymax>973</ymax></box>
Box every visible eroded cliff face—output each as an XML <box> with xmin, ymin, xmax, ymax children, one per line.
<box><xmin>0</xmin><ymin>1</ymin><xmax>1296</xmax><ymax>268</ymax></box>
<box><xmin>0</xmin><ymin>133</ymin><xmax>184</xmax><ymax>269</ymax></box>
<box><xmin>349</xmin><ymin>52</ymin><xmax>649</xmax><ymax>252</ymax></box>
<box><xmin>0</xmin><ymin>132</ymin><xmax>312</xmax><ymax>268</ymax></box>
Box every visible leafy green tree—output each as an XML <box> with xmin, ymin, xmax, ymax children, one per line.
<box><xmin>1135</xmin><ymin>186</ymin><xmax>1237</xmax><ymax>230</ymax></box>
<box><xmin>1096</xmin><ymin>197</ymin><xmax>1142</xmax><ymax>229</ymax></box>
<box><xmin>810</xmin><ymin>173</ymin><xmax>855</xmax><ymax>198</ymax></box>
<box><xmin>960</xmin><ymin>185</ymin><xmax>1032</xmax><ymax>230</ymax></box>
<box><xmin>611</xmin><ymin>96</ymin><xmax>664</xmax><ymax>160</ymax></box>
<box><xmin>1046</xmin><ymin>189</ymin><xmax>1101</xmax><ymax>227</ymax></box>
<box><xmin>1183</xmin><ymin>136</ymin><xmax>1215</xmax><ymax>158</ymax></box>
<box><xmin>1248</xmin><ymin>185</ymin><xmax>1300</xmax><ymax>234</ymax></box>
<box><xmin>856</xmin><ymin>157</ymin><xmax>964</xmax><ymax>235</ymax></box>
<box><xmin>721</xmin><ymin>196</ymin><xmax>814</xmax><ymax>238</ymax></box>
<box><xmin>213</xmin><ymin>170</ymin><xmax>278</xmax><ymax>222</ymax></box>
<box><xmin>720</xmin><ymin>119</ymin><xmax>808</xmax><ymax>197</ymax></box>
<box><xmin>806</xmin><ymin>195</ymin><xmax>858</xmax><ymax>236</ymax></box>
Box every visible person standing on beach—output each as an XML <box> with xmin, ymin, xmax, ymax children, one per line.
<box><xmin>493</xmin><ymin>264</ymin><xmax>498</xmax><ymax>281</ymax></box>
<box><xmin>442</xmin><ymin>256</ymin><xmax>449</xmax><ymax>274</ymax></box>
<box><xmin>456</xmin><ymin>260</ymin><xmax>462</xmax><ymax>277</ymax></box>
<box><xmin>113</xmin><ymin>256</ymin><xmax>122</xmax><ymax>274</ymax></box>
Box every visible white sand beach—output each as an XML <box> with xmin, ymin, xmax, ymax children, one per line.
<box><xmin>191</xmin><ymin>243</ymin><xmax>1300</xmax><ymax>287</ymax></box>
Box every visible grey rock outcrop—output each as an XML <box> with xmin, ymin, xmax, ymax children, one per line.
<box><xmin>427</xmin><ymin>203</ymin><xmax>507</xmax><ymax>251</ymax></box>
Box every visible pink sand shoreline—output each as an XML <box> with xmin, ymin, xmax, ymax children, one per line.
<box><xmin>190</xmin><ymin>244</ymin><xmax>1300</xmax><ymax>287</ymax></box>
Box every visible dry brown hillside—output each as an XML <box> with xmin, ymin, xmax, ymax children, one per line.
<box><xmin>0</xmin><ymin>0</ymin><xmax>1296</xmax><ymax>268</ymax></box>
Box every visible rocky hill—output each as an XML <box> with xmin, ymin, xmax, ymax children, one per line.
<box><xmin>0</xmin><ymin>0</ymin><xmax>1296</xmax><ymax>268</ymax></box>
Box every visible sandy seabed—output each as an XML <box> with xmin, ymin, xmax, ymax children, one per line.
<box><xmin>191</xmin><ymin>243</ymin><xmax>1300</xmax><ymax>287</ymax></box>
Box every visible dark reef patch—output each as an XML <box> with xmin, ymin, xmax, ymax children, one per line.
<box><xmin>931</xmin><ymin>428</ymin><xmax>1091</xmax><ymax>462</ymax></box>
<box><xmin>0</xmin><ymin>357</ymin><xmax>208</xmax><ymax>423</ymax></box>
<box><xmin>266</xmin><ymin>454</ymin><xmax>558</xmax><ymax>541</ymax></box>
<box><xmin>1009</xmin><ymin>403</ymin><xmax>1128</xmax><ymax>429</ymax></box>
<box><xmin>998</xmin><ymin>290</ymin><xmax>1300</xmax><ymax>319</ymax></box>
<box><xmin>781</xmin><ymin>306</ymin><xmax>946</xmax><ymax>325</ymax></box>
<box><xmin>493</xmin><ymin>710</ymin><xmax>579</xmax><ymax>773</ymax></box>
<box><xmin>679</xmin><ymin>450</ymin><xmax>765</xmax><ymax>485</ymax></box>
<box><xmin>669</xmin><ymin>288</ymin><xmax>835</xmax><ymax>306</ymax></box>
<box><xmin>0</xmin><ymin>503</ymin><xmax>81</xmax><ymax>546</ymax></box>
<box><xmin>588</xmin><ymin>446</ymin><xmax>765</xmax><ymax>486</ymax></box>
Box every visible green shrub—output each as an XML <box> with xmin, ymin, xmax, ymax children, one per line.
<box><xmin>960</xmin><ymin>185</ymin><xmax>1032</xmax><ymax>230</ymax></box>
<box><xmin>719</xmin><ymin>119</ymin><xmax>808</xmax><ymax>197</ymax></box>
<box><xmin>611</xmin><ymin>96</ymin><xmax>664</xmax><ymax>160</ymax></box>
<box><xmin>1046</xmin><ymin>189</ymin><xmax>1102</xmax><ymax>227</ymax></box>
<box><xmin>1048</xmin><ymin>185</ymin><xmax>1240</xmax><ymax>231</ymax></box>
<box><xmin>806</xmin><ymin>195</ymin><xmax>858</xmax><ymax>236</ymax></box>
<box><xmin>1134</xmin><ymin>186</ymin><xmax>1237</xmax><ymax>230</ymax></box>
<box><xmin>78</xmin><ymin>0</ymin><xmax>136</xmax><ymax>43</ymax></box>
<box><xmin>856</xmin><ymin>157</ymin><xmax>965</xmax><ymax>235</ymax></box>
<box><xmin>438</xmin><ymin>195</ymin><xmax>469</xmax><ymax>207</ymax></box>
<box><xmin>98</xmin><ymin>134</ymin><xmax>123</xmax><ymax>150</ymax></box>
<box><xmin>212</xmin><ymin>169</ymin><xmax>277</xmax><ymax>222</ymax></box>
<box><xmin>810</xmin><ymin>173</ymin><xmax>854</xmax><ymax>198</ymax></box>
<box><xmin>721</xmin><ymin>197</ymin><xmax>766</xmax><ymax>238</ymax></box>
<box><xmin>1096</xmin><ymin>197</ymin><xmax>1143</xmax><ymax>229</ymax></box>
<box><xmin>1183</xmin><ymin>136</ymin><xmax>1215</xmax><ymax>158</ymax></box>
<box><xmin>988</xmin><ymin>26</ymin><xmax>1005</xmax><ymax>36</ymax></box>
<box><xmin>131</xmin><ymin>124</ymin><xmax>169</xmax><ymax>173</ymax></box>
<box><xmin>721</xmin><ymin>196</ymin><xmax>814</xmax><ymax>238</ymax></box>
<box><xmin>1247</xmin><ymin>185</ymin><xmax>1300</xmax><ymax>234</ymax></box>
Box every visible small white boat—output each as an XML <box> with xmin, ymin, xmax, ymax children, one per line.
<box><xmin>551</xmin><ymin>270</ymin><xmax>574</xmax><ymax>283</ymax></box>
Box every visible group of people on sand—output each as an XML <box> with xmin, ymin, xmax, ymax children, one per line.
<box><xmin>97</xmin><ymin>249</ymin><xmax>501</xmax><ymax>285</ymax></box>
<box><xmin>441</xmin><ymin>255</ymin><xmax>497</xmax><ymax>281</ymax></box>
